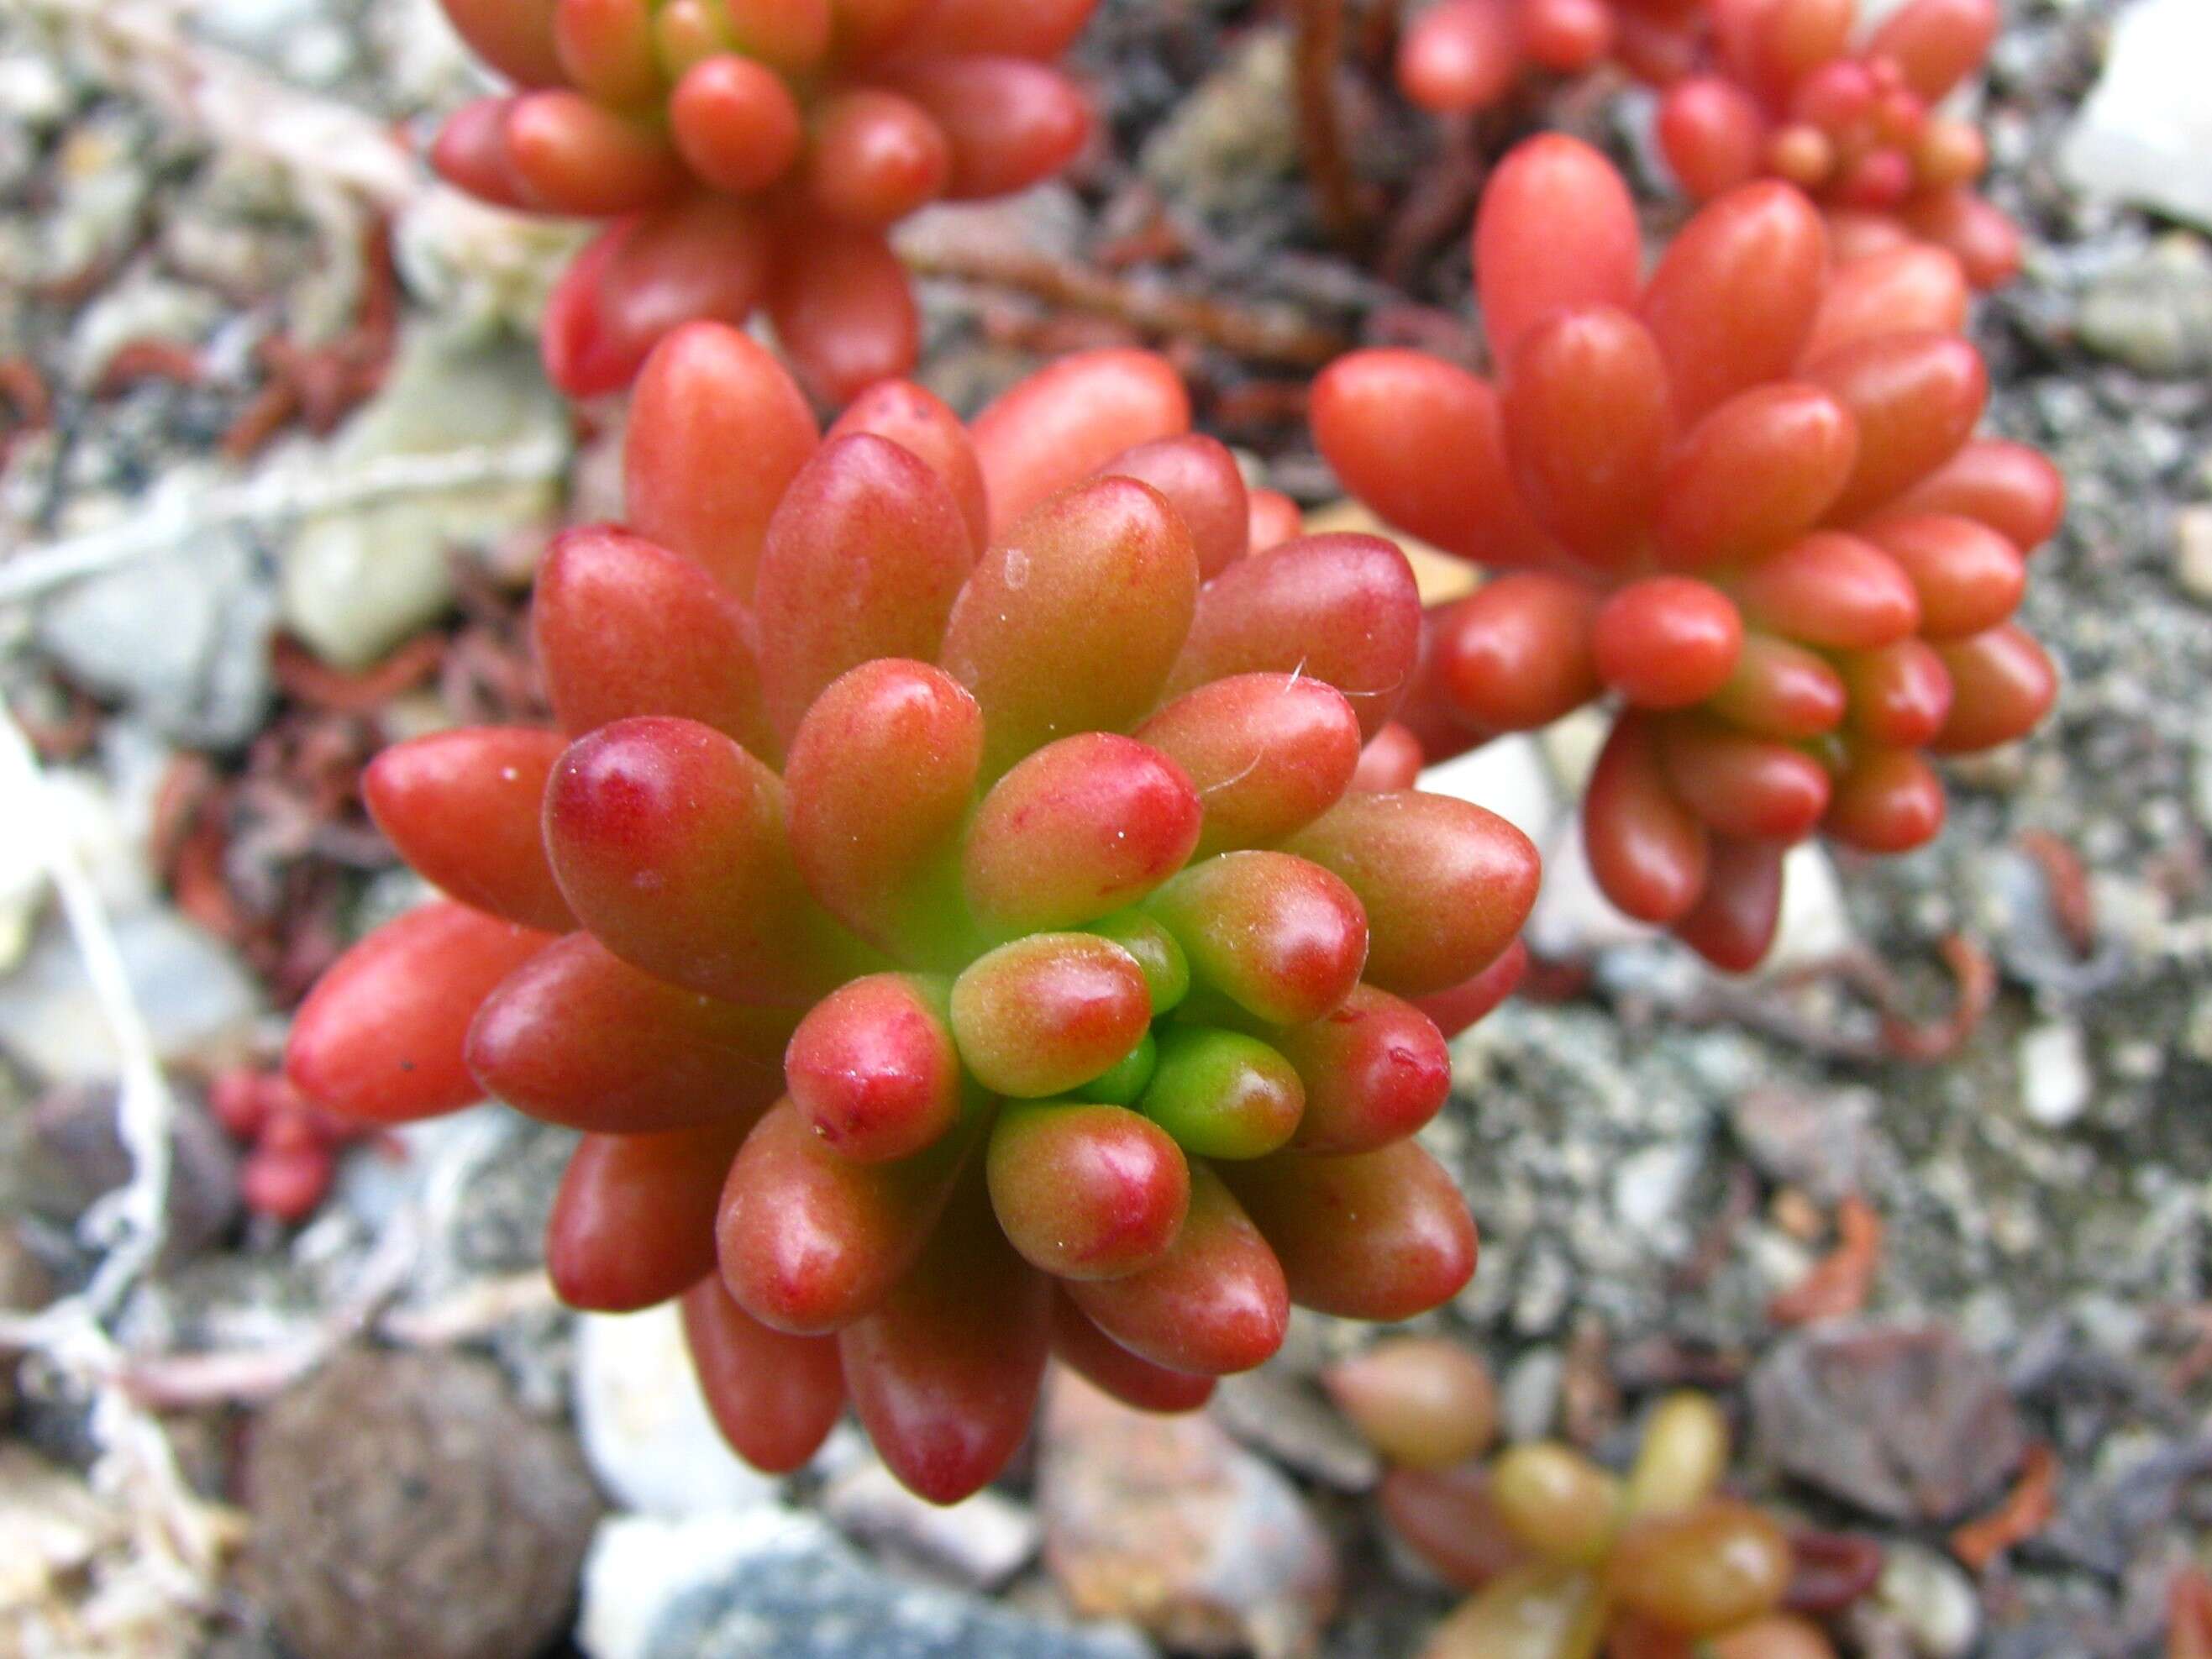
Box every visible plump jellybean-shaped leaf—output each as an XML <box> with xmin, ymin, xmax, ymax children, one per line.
<box><xmin>1842</xmin><ymin>639</ymin><xmax>1953</xmax><ymax>748</ymax></box>
<box><xmin>1412</xmin><ymin>939</ymin><xmax>1527</xmax><ymax>1038</ymax></box>
<box><xmin>1878</xmin><ymin>439</ymin><xmax>2064</xmax><ymax>554</ymax></box>
<box><xmin>1308</xmin><ymin>352</ymin><xmax>1553</xmax><ymax>567</ymax></box>
<box><xmin>1065</xmin><ymin>1164</ymin><xmax>1290</xmax><ymax>1375</ymax></box>
<box><xmin>669</xmin><ymin>54</ymin><xmax>802</xmax><ymax>192</ymax></box>
<box><xmin>533</xmin><ymin>524</ymin><xmax>775</xmax><ymax>756</ymax></box>
<box><xmin>784</xmin><ymin>659</ymin><xmax>984</xmax><ymax>969</ymax></box>
<box><xmin>987</xmin><ymin>1100</ymin><xmax>1190</xmax><ymax>1278</ymax></box>
<box><xmin>948</xmin><ymin>933</ymin><xmax>1153</xmax><ymax>1099</ymax></box>
<box><xmin>1272</xmin><ymin>984</ymin><xmax>1452</xmax><ymax>1154</ymax></box>
<box><xmin>540</xmin><ymin>198</ymin><xmax>775</xmax><ymax>398</ymax></box>
<box><xmin>838</xmin><ymin>1178</ymin><xmax>1053</xmax><ymax>1504</ymax></box>
<box><xmin>1135</xmin><ymin>675</ymin><xmax>1363</xmax><ymax>858</ymax></box>
<box><xmin>1140</xmin><ymin>1026</ymin><xmax>1305</xmax><ymax>1160</ymax></box>
<box><xmin>716</xmin><ymin>1097</ymin><xmax>974</xmax><ymax>1333</ymax></box>
<box><xmin>1825</xmin><ymin>746</ymin><xmax>1946</xmax><ymax>852</ymax></box>
<box><xmin>1661</xmin><ymin>717</ymin><xmax>1832</xmax><ymax>842</ymax></box>
<box><xmin>1656</xmin><ymin>385</ymin><xmax>1859</xmax><ymax>569</ymax></box>
<box><xmin>1584</xmin><ymin>714</ymin><xmax>1710</xmax><ymax>926</ymax></box>
<box><xmin>828</xmin><ymin>380</ymin><xmax>988</xmax><ymax>553</ymax></box>
<box><xmin>785</xmin><ymin>974</ymin><xmax>963</xmax><ymax>1163</ymax></box>
<box><xmin>441</xmin><ymin>0</ymin><xmax>564</xmax><ymax>85</ymax></box>
<box><xmin>1143</xmin><ymin>851</ymin><xmax>1369</xmax><ymax>1026</ymax></box>
<box><xmin>1281</xmin><ymin>791</ymin><xmax>1538</xmax><ymax>997</ymax></box>
<box><xmin>1927</xmin><ymin>623</ymin><xmax>2056</xmax><ymax>753</ymax></box>
<box><xmin>1805</xmin><ymin>331</ymin><xmax>1987</xmax><ymax>523</ymax></box>
<box><xmin>765</xmin><ymin>221</ymin><xmax>919</xmax><ymax>404</ymax></box>
<box><xmin>1048</xmin><ymin>1290</ymin><xmax>1216</xmax><ymax>1412</ymax></box>
<box><xmin>1802</xmin><ymin>245</ymin><xmax>1969</xmax><ymax>362</ymax></box>
<box><xmin>1590</xmin><ymin>578</ymin><xmax>1745</xmax><ymax>711</ymax></box>
<box><xmin>1324</xmin><ymin>1336</ymin><xmax>1497</xmax><ymax>1468</ymax></box>
<box><xmin>545</xmin><ymin>717</ymin><xmax>869</xmax><ymax>1003</ymax></box>
<box><xmin>941</xmin><ymin>477</ymin><xmax>1199</xmax><ymax>776</ymax></box>
<box><xmin>364</xmin><ymin>727</ymin><xmax>574</xmax><ymax>932</ymax></box>
<box><xmin>505</xmin><ymin>90</ymin><xmax>687</xmax><ymax>214</ymax></box>
<box><xmin>287</xmin><ymin>903</ymin><xmax>554</xmax><ymax>1122</ymax></box>
<box><xmin>754</xmin><ymin>434</ymin><xmax>975</xmax><ymax>743</ymax></box>
<box><xmin>885</xmin><ymin>55</ymin><xmax>1090</xmax><ymax>200</ymax></box>
<box><xmin>1165</xmin><ymin>533</ymin><xmax>1422</xmax><ymax>742</ymax></box>
<box><xmin>1424</xmin><ymin>575</ymin><xmax>1602</xmax><ymax>734</ymax></box>
<box><xmin>1095</xmin><ymin>434</ymin><xmax>1250</xmax><ymax>579</ymax></box>
<box><xmin>1501</xmin><ymin>307</ymin><xmax>1672</xmax><ymax>567</ymax></box>
<box><xmin>1734</xmin><ymin>532</ymin><xmax>1920</xmax><ymax>650</ymax></box>
<box><xmin>467</xmin><ymin>933</ymin><xmax>791</xmax><ymax>1133</ymax></box>
<box><xmin>1671</xmin><ymin>836</ymin><xmax>1785</xmax><ymax>973</ymax></box>
<box><xmin>625</xmin><ymin>323</ymin><xmax>818</xmax><ymax>597</ymax></box>
<box><xmin>1863</xmin><ymin>512</ymin><xmax>2025</xmax><ymax>639</ymax></box>
<box><xmin>1710</xmin><ymin>634</ymin><xmax>1848</xmax><ymax>739</ymax></box>
<box><xmin>680</xmin><ymin>1277</ymin><xmax>846</xmax><ymax>1473</ymax></box>
<box><xmin>1609</xmin><ymin>1501</ymin><xmax>1794</xmax><ymax>1635</ymax></box>
<box><xmin>1475</xmin><ymin>135</ymin><xmax>1642</xmax><ymax>360</ymax></box>
<box><xmin>547</xmin><ymin>1119</ymin><xmax>752</xmax><ymax>1310</ymax></box>
<box><xmin>1642</xmin><ymin>182</ymin><xmax>1828</xmax><ymax>423</ymax></box>
<box><xmin>963</xmin><ymin>734</ymin><xmax>1201</xmax><ymax>935</ymax></box>
<box><xmin>969</xmin><ymin>349</ymin><xmax>1190</xmax><ymax>536</ymax></box>
<box><xmin>1218</xmin><ymin>1139</ymin><xmax>1477</xmax><ymax>1320</ymax></box>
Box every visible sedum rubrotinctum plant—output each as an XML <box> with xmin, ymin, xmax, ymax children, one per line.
<box><xmin>1656</xmin><ymin>0</ymin><xmax>2021</xmax><ymax>290</ymax></box>
<box><xmin>285</xmin><ymin>327</ymin><xmax>1538</xmax><ymax>1504</ymax></box>
<box><xmin>430</xmin><ymin>0</ymin><xmax>1095</xmax><ymax>399</ymax></box>
<box><xmin>1313</xmin><ymin>134</ymin><xmax>2059</xmax><ymax>972</ymax></box>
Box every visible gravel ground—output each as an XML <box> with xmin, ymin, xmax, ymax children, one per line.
<box><xmin>0</xmin><ymin>1</ymin><xmax>2206</xmax><ymax>1656</ymax></box>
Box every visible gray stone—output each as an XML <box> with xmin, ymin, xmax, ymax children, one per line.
<box><xmin>821</xmin><ymin>1457</ymin><xmax>1038</xmax><ymax>1589</ymax></box>
<box><xmin>1038</xmin><ymin>1371</ymin><xmax>1337</xmax><ymax>1657</ymax></box>
<box><xmin>1138</xmin><ymin>30</ymin><xmax>1300</xmax><ymax>220</ymax></box>
<box><xmin>37</xmin><ymin>531</ymin><xmax>275</xmax><ymax>748</ymax></box>
<box><xmin>1749</xmin><ymin>1324</ymin><xmax>2025</xmax><ymax>1525</ymax></box>
<box><xmin>1211</xmin><ymin>1369</ymin><xmax>1381</xmax><ymax>1492</ymax></box>
<box><xmin>0</xmin><ymin>908</ymin><xmax>260</xmax><ymax>1083</ymax></box>
<box><xmin>2077</xmin><ymin>236</ymin><xmax>2212</xmax><ymax>377</ymax></box>
<box><xmin>280</xmin><ymin>326</ymin><xmax>564</xmax><ymax>668</ymax></box>
<box><xmin>579</xmin><ymin>1509</ymin><xmax>1150</xmax><ymax>1659</ymax></box>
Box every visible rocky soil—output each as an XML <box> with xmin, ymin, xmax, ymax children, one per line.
<box><xmin>0</xmin><ymin>1</ymin><xmax>2207</xmax><ymax>1656</ymax></box>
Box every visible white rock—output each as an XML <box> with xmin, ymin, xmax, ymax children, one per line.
<box><xmin>37</xmin><ymin>533</ymin><xmax>274</xmax><ymax>748</ymax></box>
<box><xmin>2061</xmin><ymin>0</ymin><xmax>2212</xmax><ymax>234</ymax></box>
<box><xmin>1417</xmin><ymin>734</ymin><xmax>1558</xmax><ymax>846</ymax></box>
<box><xmin>578</xmin><ymin>1509</ymin><xmax>825</xmax><ymax>1659</ymax></box>
<box><xmin>2019</xmin><ymin>1020</ymin><xmax>2093</xmax><ymax>1128</ymax></box>
<box><xmin>1869</xmin><ymin>1541</ymin><xmax>1981</xmax><ymax>1658</ymax></box>
<box><xmin>571</xmin><ymin>1303</ymin><xmax>783</xmax><ymax>1518</ymax></box>
<box><xmin>1610</xmin><ymin>1142</ymin><xmax>1700</xmax><ymax>1243</ymax></box>
<box><xmin>0</xmin><ymin>909</ymin><xmax>259</xmax><ymax>1081</ymax></box>
<box><xmin>821</xmin><ymin>1457</ymin><xmax>1038</xmax><ymax>1588</ymax></box>
<box><xmin>2175</xmin><ymin>504</ymin><xmax>2212</xmax><ymax>602</ymax></box>
<box><xmin>281</xmin><ymin>326</ymin><xmax>564</xmax><ymax>668</ymax></box>
<box><xmin>1763</xmin><ymin>842</ymin><xmax>1855</xmax><ymax>973</ymax></box>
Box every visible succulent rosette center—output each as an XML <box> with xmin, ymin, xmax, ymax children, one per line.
<box><xmin>285</xmin><ymin>330</ymin><xmax>1539</xmax><ymax>1504</ymax></box>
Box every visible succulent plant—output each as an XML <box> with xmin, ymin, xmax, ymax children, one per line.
<box><xmin>429</xmin><ymin>0</ymin><xmax>1097</xmax><ymax>398</ymax></box>
<box><xmin>284</xmin><ymin>328</ymin><xmax>1538</xmax><ymax>1503</ymax></box>
<box><xmin>1312</xmin><ymin>134</ymin><xmax>2059</xmax><ymax>969</ymax></box>
<box><xmin>1399</xmin><ymin>0</ymin><xmax>1711</xmax><ymax>115</ymax></box>
<box><xmin>1658</xmin><ymin>0</ymin><xmax>2020</xmax><ymax>289</ymax></box>
<box><xmin>1329</xmin><ymin>1343</ymin><xmax>1862</xmax><ymax>1659</ymax></box>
